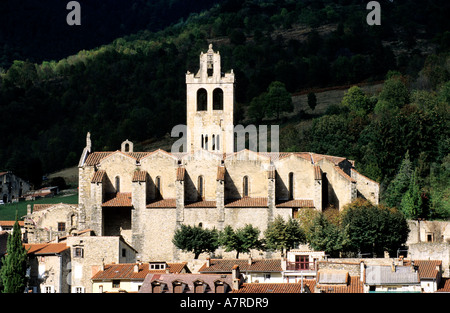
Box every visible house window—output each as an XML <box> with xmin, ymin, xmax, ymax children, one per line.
<box><xmin>194</xmin><ymin>282</ymin><xmax>204</xmax><ymax>293</ymax></box>
<box><xmin>73</xmin><ymin>247</ymin><xmax>84</xmax><ymax>258</ymax></box>
<box><xmin>197</xmin><ymin>88</ymin><xmax>207</xmax><ymax>111</ymax></box>
<box><xmin>201</xmin><ymin>135</ymin><xmax>204</xmax><ymax>149</ymax></box>
<box><xmin>58</xmin><ymin>222</ymin><xmax>65</xmax><ymax>232</ymax></box>
<box><xmin>205</xmin><ymin>135</ymin><xmax>209</xmax><ymax>150</ymax></box>
<box><xmin>112</xmin><ymin>280</ymin><xmax>120</xmax><ymax>288</ymax></box>
<box><xmin>243</xmin><ymin>176</ymin><xmax>249</xmax><ymax>197</ymax></box>
<box><xmin>198</xmin><ymin>176</ymin><xmax>204</xmax><ymax>200</ymax></box>
<box><xmin>216</xmin><ymin>135</ymin><xmax>220</xmax><ymax>151</ymax></box>
<box><xmin>122</xmin><ymin>249</ymin><xmax>126</xmax><ymax>257</ymax></box>
<box><xmin>215</xmin><ymin>282</ymin><xmax>225</xmax><ymax>293</ymax></box>
<box><xmin>44</xmin><ymin>286</ymin><xmax>53</xmax><ymax>293</ymax></box>
<box><xmin>74</xmin><ymin>287</ymin><xmax>84</xmax><ymax>293</ymax></box>
<box><xmin>173</xmin><ymin>282</ymin><xmax>184</xmax><ymax>293</ymax></box>
<box><xmin>152</xmin><ymin>284</ymin><xmax>161</xmax><ymax>293</ymax></box>
<box><xmin>212</xmin><ymin>134</ymin><xmax>215</xmax><ymax>151</ymax></box>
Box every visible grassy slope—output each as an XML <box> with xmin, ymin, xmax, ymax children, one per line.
<box><xmin>0</xmin><ymin>193</ymin><xmax>78</xmax><ymax>221</ymax></box>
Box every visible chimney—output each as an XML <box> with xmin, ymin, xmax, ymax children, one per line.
<box><xmin>411</xmin><ymin>260</ymin><xmax>416</xmax><ymax>272</ymax></box>
<box><xmin>27</xmin><ymin>204</ymin><xmax>31</xmax><ymax>215</ymax></box>
<box><xmin>206</xmin><ymin>257</ymin><xmax>211</xmax><ymax>267</ymax></box>
<box><xmin>391</xmin><ymin>262</ymin><xmax>396</xmax><ymax>272</ymax></box>
<box><xmin>134</xmin><ymin>264</ymin><xmax>139</xmax><ymax>273</ymax></box>
<box><xmin>232</xmin><ymin>265</ymin><xmax>241</xmax><ymax>291</ymax></box>
<box><xmin>248</xmin><ymin>256</ymin><xmax>252</xmax><ymax>266</ymax></box>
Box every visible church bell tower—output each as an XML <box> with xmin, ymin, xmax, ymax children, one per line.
<box><xmin>186</xmin><ymin>44</ymin><xmax>235</xmax><ymax>155</ymax></box>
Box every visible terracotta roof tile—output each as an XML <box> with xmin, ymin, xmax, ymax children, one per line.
<box><xmin>233</xmin><ymin>282</ymin><xmax>315</xmax><ymax>293</ymax></box>
<box><xmin>437</xmin><ymin>278</ymin><xmax>450</xmax><ymax>292</ymax></box>
<box><xmin>199</xmin><ymin>259</ymin><xmax>282</xmax><ymax>273</ymax></box>
<box><xmin>413</xmin><ymin>260</ymin><xmax>442</xmax><ymax>279</ymax></box>
<box><xmin>185</xmin><ymin>200</ymin><xmax>217</xmax><ymax>208</ymax></box>
<box><xmin>91</xmin><ymin>170</ymin><xmax>106</xmax><ymax>183</ymax></box>
<box><xmin>102</xmin><ymin>192</ymin><xmax>132</xmax><ymax>207</ymax></box>
<box><xmin>32</xmin><ymin>204</ymin><xmax>57</xmax><ymax>212</ymax></box>
<box><xmin>276</xmin><ymin>199</ymin><xmax>314</xmax><ymax>208</ymax></box>
<box><xmin>146</xmin><ymin>199</ymin><xmax>177</xmax><ymax>208</ymax></box>
<box><xmin>0</xmin><ymin>220</ymin><xmax>25</xmax><ymax>227</ymax></box>
<box><xmin>92</xmin><ymin>262</ymin><xmax>189</xmax><ymax>281</ymax></box>
<box><xmin>314</xmin><ymin>165</ymin><xmax>322</xmax><ymax>180</ymax></box>
<box><xmin>132</xmin><ymin>170</ymin><xmax>147</xmax><ymax>182</ymax></box>
<box><xmin>316</xmin><ymin>276</ymin><xmax>364</xmax><ymax>293</ymax></box>
<box><xmin>24</xmin><ymin>243</ymin><xmax>69</xmax><ymax>255</ymax></box>
<box><xmin>225</xmin><ymin>197</ymin><xmax>268</xmax><ymax>208</ymax></box>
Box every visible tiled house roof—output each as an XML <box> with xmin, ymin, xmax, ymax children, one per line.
<box><xmin>140</xmin><ymin>273</ymin><xmax>234</xmax><ymax>293</ymax></box>
<box><xmin>132</xmin><ymin>170</ymin><xmax>147</xmax><ymax>182</ymax></box>
<box><xmin>146</xmin><ymin>199</ymin><xmax>177</xmax><ymax>208</ymax></box>
<box><xmin>92</xmin><ymin>262</ymin><xmax>189</xmax><ymax>281</ymax></box>
<box><xmin>411</xmin><ymin>260</ymin><xmax>442</xmax><ymax>280</ymax></box>
<box><xmin>225</xmin><ymin>197</ymin><xmax>268</xmax><ymax>208</ymax></box>
<box><xmin>316</xmin><ymin>276</ymin><xmax>364</xmax><ymax>293</ymax></box>
<box><xmin>199</xmin><ymin>258</ymin><xmax>282</xmax><ymax>273</ymax></box>
<box><xmin>437</xmin><ymin>278</ymin><xmax>450</xmax><ymax>293</ymax></box>
<box><xmin>91</xmin><ymin>170</ymin><xmax>106</xmax><ymax>183</ymax></box>
<box><xmin>102</xmin><ymin>192</ymin><xmax>132</xmax><ymax>207</ymax></box>
<box><xmin>0</xmin><ymin>220</ymin><xmax>25</xmax><ymax>227</ymax></box>
<box><xmin>24</xmin><ymin>243</ymin><xmax>69</xmax><ymax>255</ymax></box>
<box><xmin>185</xmin><ymin>200</ymin><xmax>217</xmax><ymax>208</ymax></box>
<box><xmin>275</xmin><ymin>199</ymin><xmax>314</xmax><ymax>208</ymax></box>
<box><xmin>233</xmin><ymin>281</ymin><xmax>315</xmax><ymax>293</ymax></box>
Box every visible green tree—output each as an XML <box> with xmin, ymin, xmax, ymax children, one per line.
<box><xmin>248</xmin><ymin>92</ymin><xmax>267</xmax><ymax>123</ymax></box>
<box><xmin>341</xmin><ymin>199</ymin><xmax>409</xmax><ymax>257</ymax></box>
<box><xmin>264</xmin><ymin>81</ymin><xmax>293</xmax><ymax>120</ymax></box>
<box><xmin>400</xmin><ymin>168</ymin><xmax>423</xmax><ymax>219</ymax></box>
<box><xmin>307</xmin><ymin>92</ymin><xmax>317</xmax><ymax>111</ymax></box>
<box><xmin>341</xmin><ymin>86</ymin><xmax>371</xmax><ymax>116</ymax></box>
<box><xmin>385</xmin><ymin>151</ymin><xmax>413</xmax><ymax>207</ymax></box>
<box><xmin>264</xmin><ymin>215</ymin><xmax>305</xmax><ymax>256</ymax></box>
<box><xmin>219</xmin><ymin>224</ymin><xmax>262</xmax><ymax>258</ymax></box>
<box><xmin>172</xmin><ymin>224</ymin><xmax>219</xmax><ymax>259</ymax></box>
<box><xmin>378</xmin><ymin>76</ymin><xmax>410</xmax><ymax>109</ymax></box>
<box><xmin>0</xmin><ymin>217</ymin><xmax>28</xmax><ymax>293</ymax></box>
<box><xmin>307</xmin><ymin>213</ymin><xmax>344</xmax><ymax>257</ymax></box>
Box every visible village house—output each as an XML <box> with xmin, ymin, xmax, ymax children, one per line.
<box><xmin>91</xmin><ymin>261</ymin><xmax>190</xmax><ymax>293</ymax></box>
<box><xmin>0</xmin><ymin>171</ymin><xmax>31</xmax><ymax>204</ymax></box>
<box><xmin>139</xmin><ymin>264</ymin><xmax>245</xmax><ymax>293</ymax></box>
<box><xmin>25</xmin><ymin>242</ymin><xmax>71</xmax><ymax>293</ymax></box>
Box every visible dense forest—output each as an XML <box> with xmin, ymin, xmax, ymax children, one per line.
<box><xmin>0</xmin><ymin>0</ymin><xmax>449</xmax><ymax>219</ymax></box>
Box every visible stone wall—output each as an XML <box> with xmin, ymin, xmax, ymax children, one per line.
<box><xmin>408</xmin><ymin>243</ymin><xmax>450</xmax><ymax>277</ymax></box>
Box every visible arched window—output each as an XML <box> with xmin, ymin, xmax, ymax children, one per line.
<box><xmin>155</xmin><ymin>176</ymin><xmax>162</xmax><ymax>199</ymax></box>
<box><xmin>115</xmin><ymin>176</ymin><xmax>120</xmax><ymax>193</ymax></box>
<box><xmin>197</xmin><ymin>88</ymin><xmax>207</xmax><ymax>111</ymax></box>
<box><xmin>205</xmin><ymin>135</ymin><xmax>209</xmax><ymax>150</ymax></box>
<box><xmin>201</xmin><ymin>134</ymin><xmax>204</xmax><ymax>149</ymax></box>
<box><xmin>289</xmin><ymin>172</ymin><xmax>294</xmax><ymax>200</ymax></box>
<box><xmin>198</xmin><ymin>175</ymin><xmax>204</xmax><ymax>200</ymax></box>
<box><xmin>213</xmin><ymin>88</ymin><xmax>223</xmax><ymax>110</ymax></box>
<box><xmin>212</xmin><ymin>134</ymin><xmax>215</xmax><ymax>151</ymax></box>
<box><xmin>243</xmin><ymin>176</ymin><xmax>249</xmax><ymax>197</ymax></box>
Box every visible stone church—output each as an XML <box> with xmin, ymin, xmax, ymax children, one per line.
<box><xmin>31</xmin><ymin>45</ymin><xmax>379</xmax><ymax>262</ymax></box>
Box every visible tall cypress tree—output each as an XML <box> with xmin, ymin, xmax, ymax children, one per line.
<box><xmin>0</xmin><ymin>216</ymin><xmax>28</xmax><ymax>293</ymax></box>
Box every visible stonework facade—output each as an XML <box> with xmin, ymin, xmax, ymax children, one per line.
<box><xmin>27</xmin><ymin>45</ymin><xmax>379</xmax><ymax>265</ymax></box>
